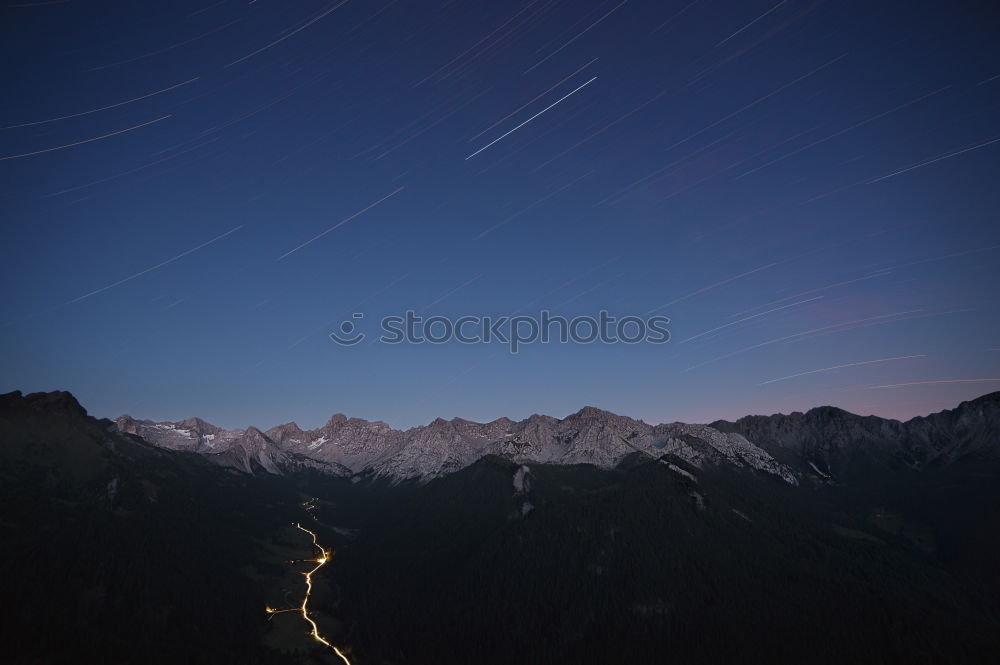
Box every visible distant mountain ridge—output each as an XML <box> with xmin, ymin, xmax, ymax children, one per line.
<box><xmin>712</xmin><ymin>391</ymin><xmax>1000</xmax><ymax>478</ymax></box>
<box><xmin>114</xmin><ymin>392</ymin><xmax>1000</xmax><ymax>484</ymax></box>
<box><xmin>115</xmin><ymin>404</ymin><xmax>797</xmax><ymax>483</ymax></box>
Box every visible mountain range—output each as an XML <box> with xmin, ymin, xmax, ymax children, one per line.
<box><xmin>114</xmin><ymin>392</ymin><xmax>1000</xmax><ymax>484</ymax></box>
<box><xmin>4</xmin><ymin>389</ymin><xmax>1000</xmax><ymax>664</ymax></box>
<box><xmin>713</xmin><ymin>391</ymin><xmax>1000</xmax><ymax>476</ymax></box>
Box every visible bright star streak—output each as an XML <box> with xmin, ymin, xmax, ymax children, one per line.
<box><xmin>643</xmin><ymin>262</ymin><xmax>778</xmax><ymax>316</ymax></box>
<box><xmin>682</xmin><ymin>309</ymin><xmax>927</xmax><ymax>373</ymax></box>
<box><xmin>68</xmin><ymin>225</ymin><xmax>244</xmax><ymax>303</ymax></box>
<box><xmin>227</xmin><ymin>1</ymin><xmax>349</xmax><ymax>67</ymax></box>
<box><xmin>758</xmin><ymin>354</ymin><xmax>926</xmax><ymax>386</ymax></box>
<box><xmin>750</xmin><ymin>272</ymin><xmax>890</xmax><ymax>311</ymax></box>
<box><xmin>0</xmin><ymin>115</ymin><xmax>170</xmax><ymax>161</ymax></box>
<box><xmin>469</xmin><ymin>58</ymin><xmax>598</xmax><ymax>142</ymax></box>
<box><xmin>277</xmin><ymin>187</ymin><xmax>404</xmax><ymax>260</ymax></box>
<box><xmin>46</xmin><ymin>136</ymin><xmax>221</xmax><ymax>197</ymax></box>
<box><xmin>466</xmin><ymin>76</ymin><xmax>598</xmax><ymax>160</ymax></box>
<box><xmin>867</xmin><ymin>378</ymin><xmax>1000</xmax><ymax>389</ymax></box>
<box><xmin>680</xmin><ymin>296</ymin><xmax>823</xmax><ymax>344</ymax></box>
<box><xmin>1</xmin><ymin>78</ymin><xmax>198</xmax><ymax>130</ymax></box>
<box><xmin>868</xmin><ymin>136</ymin><xmax>1000</xmax><ymax>183</ymax></box>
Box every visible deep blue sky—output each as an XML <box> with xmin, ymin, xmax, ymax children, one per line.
<box><xmin>2</xmin><ymin>0</ymin><xmax>999</xmax><ymax>429</ymax></box>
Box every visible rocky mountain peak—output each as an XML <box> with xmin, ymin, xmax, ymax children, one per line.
<box><xmin>3</xmin><ymin>390</ymin><xmax>89</xmax><ymax>421</ymax></box>
<box><xmin>324</xmin><ymin>413</ymin><xmax>349</xmax><ymax>428</ymax></box>
<box><xmin>177</xmin><ymin>416</ymin><xmax>221</xmax><ymax>433</ymax></box>
<box><xmin>264</xmin><ymin>422</ymin><xmax>306</xmax><ymax>443</ymax></box>
<box><xmin>566</xmin><ymin>405</ymin><xmax>627</xmax><ymax>422</ymax></box>
<box><xmin>243</xmin><ymin>425</ymin><xmax>267</xmax><ymax>439</ymax></box>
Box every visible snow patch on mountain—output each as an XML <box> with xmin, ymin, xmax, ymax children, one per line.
<box><xmin>513</xmin><ymin>465</ymin><xmax>531</xmax><ymax>493</ymax></box>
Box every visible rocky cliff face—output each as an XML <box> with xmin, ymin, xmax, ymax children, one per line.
<box><xmin>116</xmin><ymin>405</ymin><xmax>797</xmax><ymax>484</ymax></box>
<box><xmin>711</xmin><ymin>392</ymin><xmax>1000</xmax><ymax>477</ymax></box>
<box><xmin>115</xmin><ymin>393</ymin><xmax>1000</xmax><ymax>484</ymax></box>
<box><xmin>114</xmin><ymin>414</ymin><xmax>348</xmax><ymax>476</ymax></box>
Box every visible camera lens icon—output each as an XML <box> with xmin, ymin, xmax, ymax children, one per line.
<box><xmin>329</xmin><ymin>313</ymin><xmax>366</xmax><ymax>346</ymax></box>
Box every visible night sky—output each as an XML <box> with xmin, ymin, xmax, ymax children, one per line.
<box><xmin>2</xmin><ymin>0</ymin><xmax>999</xmax><ymax>429</ymax></box>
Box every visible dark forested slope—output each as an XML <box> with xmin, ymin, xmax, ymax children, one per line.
<box><xmin>0</xmin><ymin>391</ymin><xmax>317</xmax><ymax>665</ymax></box>
<box><xmin>326</xmin><ymin>454</ymin><xmax>1000</xmax><ymax>665</ymax></box>
<box><xmin>4</xmin><ymin>390</ymin><xmax>1000</xmax><ymax>665</ymax></box>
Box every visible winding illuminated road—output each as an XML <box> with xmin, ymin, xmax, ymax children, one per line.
<box><xmin>266</xmin><ymin>511</ymin><xmax>351</xmax><ymax>664</ymax></box>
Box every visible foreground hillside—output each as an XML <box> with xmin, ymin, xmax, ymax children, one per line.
<box><xmin>322</xmin><ymin>454</ymin><xmax>1000</xmax><ymax>664</ymax></box>
<box><xmin>0</xmin><ymin>391</ymin><xmax>317</xmax><ymax>664</ymax></box>
<box><xmin>3</xmin><ymin>390</ymin><xmax>1000</xmax><ymax>664</ymax></box>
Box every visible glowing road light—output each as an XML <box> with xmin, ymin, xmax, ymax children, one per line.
<box><xmin>265</xmin><ymin>516</ymin><xmax>351</xmax><ymax>664</ymax></box>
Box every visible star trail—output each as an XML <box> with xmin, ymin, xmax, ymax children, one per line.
<box><xmin>1</xmin><ymin>0</ymin><xmax>998</xmax><ymax>428</ymax></box>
